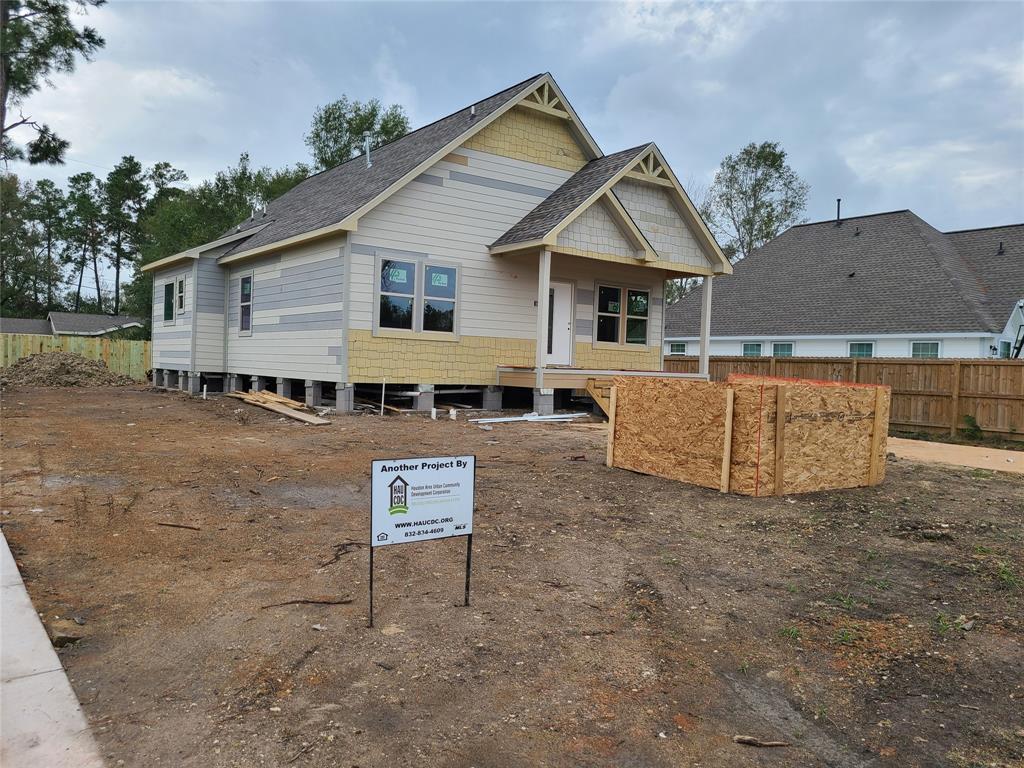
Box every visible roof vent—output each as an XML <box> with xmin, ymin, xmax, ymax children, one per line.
<box><xmin>835</xmin><ymin>198</ymin><xmax>842</xmax><ymax>226</ymax></box>
<box><xmin>470</xmin><ymin>104</ymin><xmax>477</xmax><ymax>119</ymax></box>
<box><xmin>997</xmin><ymin>241</ymin><xmax>1005</xmax><ymax>254</ymax></box>
<box><xmin>363</xmin><ymin>131</ymin><xmax>373</xmax><ymax>169</ymax></box>
<box><xmin>854</xmin><ymin>226</ymin><xmax>860</xmax><ymax>236</ymax></box>
<box><xmin>848</xmin><ymin>271</ymin><xmax>856</xmax><ymax>278</ymax></box>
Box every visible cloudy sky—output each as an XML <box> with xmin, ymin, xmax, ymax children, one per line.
<box><xmin>14</xmin><ymin>0</ymin><xmax>1024</xmax><ymax>232</ymax></box>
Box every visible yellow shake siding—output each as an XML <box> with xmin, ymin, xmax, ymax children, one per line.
<box><xmin>574</xmin><ymin>343</ymin><xmax>661</xmax><ymax>371</ymax></box>
<box><xmin>348</xmin><ymin>330</ymin><xmax>534</xmax><ymax>385</ymax></box>
<box><xmin>347</xmin><ymin>331</ymin><xmax>663</xmax><ymax>384</ymax></box>
<box><xmin>462</xmin><ymin>106</ymin><xmax>587</xmax><ymax>172</ymax></box>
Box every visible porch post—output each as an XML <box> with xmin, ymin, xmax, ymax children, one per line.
<box><xmin>535</xmin><ymin>249</ymin><xmax>551</xmax><ymax>390</ymax></box>
<box><xmin>698</xmin><ymin>275</ymin><xmax>713</xmax><ymax>378</ymax></box>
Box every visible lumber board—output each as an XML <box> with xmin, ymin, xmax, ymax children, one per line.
<box><xmin>605</xmin><ymin>386</ymin><xmax>617</xmax><ymax>468</ymax></box>
<box><xmin>867</xmin><ymin>386</ymin><xmax>887</xmax><ymax>485</ymax></box>
<box><xmin>246</xmin><ymin>399</ymin><xmax>331</xmax><ymax>425</ymax></box>
<box><xmin>774</xmin><ymin>385</ymin><xmax>787</xmax><ymax>496</ymax></box>
<box><xmin>720</xmin><ymin>387</ymin><xmax>735</xmax><ymax>493</ymax></box>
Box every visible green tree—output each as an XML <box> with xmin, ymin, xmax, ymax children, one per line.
<box><xmin>0</xmin><ymin>173</ymin><xmax>44</xmax><ymax>315</ymax></box>
<box><xmin>25</xmin><ymin>177</ymin><xmax>66</xmax><ymax>309</ymax></box>
<box><xmin>702</xmin><ymin>141</ymin><xmax>809</xmax><ymax>262</ymax></box>
<box><xmin>304</xmin><ymin>96</ymin><xmax>409</xmax><ymax>170</ymax></box>
<box><xmin>64</xmin><ymin>171</ymin><xmax>105</xmax><ymax>311</ymax></box>
<box><xmin>0</xmin><ymin>0</ymin><xmax>105</xmax><ymax>164</ymax></box>
<box><xmin>103</xmin><ymin>155</ymin><xmax>147</xmax><ymax>314</ymax></box>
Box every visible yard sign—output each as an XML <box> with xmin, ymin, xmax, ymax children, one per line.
<box><xmin>368</xmin><ymin>455</ymin><xmax>476</xmax><ymax>627</ymax></box>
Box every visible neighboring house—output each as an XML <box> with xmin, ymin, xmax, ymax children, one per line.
<box><xmin>142</xmin><ymin>73</ymin><xmax>731</xmax><ymax>413</ymax></box>
<box><xmin>664</xmin><ymin>210</ymin><xmax>1023</xmax><ymax>360</ymax></box>
<box><xmin>0</xmin><ymin>312</ymin><xmax>144</xmax><ymax>337</ymax></box>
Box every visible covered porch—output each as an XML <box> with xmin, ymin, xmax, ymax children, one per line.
<box><xmin>493</xmin><ymin>245</ymin><xmax>718</xmax><ymax>414</ymax></box>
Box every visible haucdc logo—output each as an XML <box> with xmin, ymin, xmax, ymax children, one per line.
<box><xmin>388</xmin><ymin>475</ymin><xmax>409</xmax><ymax>515</ymax></box>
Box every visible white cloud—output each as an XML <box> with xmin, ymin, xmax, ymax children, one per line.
<box><xmin>19</xmin><ymin>59</ymin><xmax>220</xmax><ymax>161</ymax></box>
<box><xmin>372</xmin><ymin>45</ymin><xmax>420</xmax><ymax>123</ymax></box>
<box><xmin>582</xmin><ymin>1</ymin><xmax>765</xmax><ymax>58</ymax></box>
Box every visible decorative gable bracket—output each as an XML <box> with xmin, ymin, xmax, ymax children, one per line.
<box><xmin>517</xmin><ymin>81</ymin><xmax>572</xmax><ymax>121</ymax></box>
<box><xmin>626</xmin><ymin>148</ymin><xmax>674</xmax><ymax>188</ymax></box>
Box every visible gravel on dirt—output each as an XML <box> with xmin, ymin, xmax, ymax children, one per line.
<box><xmin>0</xmin><ymin>352</ymin><xmax>135</xmax><ymax>388</ymax></box>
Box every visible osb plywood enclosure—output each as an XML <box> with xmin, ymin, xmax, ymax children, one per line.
<box><xmin>606</xmin><ymin>375</ymin><xmax>890</xmax><ymax>496</ymax></box>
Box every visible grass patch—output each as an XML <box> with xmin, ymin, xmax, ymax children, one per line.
<box><xmin>995</xmin><ymin>562</ymin><xmax>1019</xmax><ymax>590</ymax></box>
<box><xmin>780</xmin><ymin>626</ymin><xmax>801</xmax><ymax>641</ymax></box>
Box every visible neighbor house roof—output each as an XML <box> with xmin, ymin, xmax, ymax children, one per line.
<box><xmin>0</xmin><ymin>317</ymin><xmax>52</xmax><ymax>335</ymax></box>
<box><xmin>47</xmin><ymin>312</ymin><xmax>144</xmax><ymax>336</ymax></box>
<box><xmin>218</xmin><ymin>73</ymin><xmax>598</xmax><ymax>261</ymax></box>
<box><xmin>491</xmin><ymin>145</ymin><xmax>651</xmax><ymax>248</ymax></box>
<box><xmin>665</xmin><ymin>211</ymin><xmax>1024</xmax><ymax>338</ymax></box>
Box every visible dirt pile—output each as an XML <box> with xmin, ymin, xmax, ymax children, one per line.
<box><xmin>0</xmin><ymin>351</ymin><xmax>134</xmax><ymax>387</ymax></box>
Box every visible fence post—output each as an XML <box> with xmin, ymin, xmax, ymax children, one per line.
<box><xmin>769</xmin><ymin>357</ymin><xmax>776</xmax><ymax>377</ymax></box>
<box><xmin>949</xmin><ymin>359</ymin><xmax>961</xmax><ymax>437</ymax></box>
<box><xmin>851</xmin><ymin>358</ymin><xmax>858</xmax><ymax>383</ymax></box>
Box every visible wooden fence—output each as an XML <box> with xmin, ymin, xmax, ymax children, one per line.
<box><xmin>1</xmin><ymin>333</ymin><xmax>151</xmax><ymax>381</ymax></box>
<box><xmin>664</xmin><ymin>356</ymin><xmax>1024</xmax><ymax>442</ymax></box>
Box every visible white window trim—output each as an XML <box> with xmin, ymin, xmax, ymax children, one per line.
<box><xmin>910</xmin><ymin>340</ymin><xmax>941</xmax><ymax>359</ymax></box>
<box><xmin>238</xmin><ymin>271</ymin><xmax>254</xmax><ymax>337</ymax></box>
<box><xmin>176</xmin><ymin>276</ymin><xmax>186</xmax><ymax>314</ymax></box>
<box><xmin>593</xmin><ymin>283</ymin><xmax>652</xmax><ymax>348</ymax></box>
<box><xmin>742</xmin><ymin>342</ymin><xmax>763</xmax><ymax>357</ymax></box>
<box><xmin>848</xmin><ymin>340</ymin><xmax>875</xmax><ymax>358</ymax></box>
<box><xmin>371</xmin><ymin>253</ymin><xmax>461</xmax><ymax>341</ymax></box>
<box><xmin>669</xmin><ymin>342</ymin><xmax>687</xmax><ymax>355</ymax></box>
<box><xmin>771</xmin><ymin>341</ymin><xmax>794</xmax><ymax>358</ymax></box>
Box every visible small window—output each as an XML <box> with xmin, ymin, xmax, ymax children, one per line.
<box><xmin>772</xmin><ymin>342</ymin><xmax>793</xmax><ymax>357</ymax></box>
<box><xmin>669</xmin><ymin>342</ymin><xmax>687</xmax><ymax>355</ymax></box>
<box><xmin>176</xmin><ymin>277</ymin><xmax>185</xmax><ymax>312</ymax></box>
<box><xmin>742</xmin><ymin>342</ymin><xmax>762</xmax><ymax>357</ymax></box>
<box><xmin>911</xmin><ymin>341</ymin><xmax>939</xmax><ymax>359</ymax></box>
<box><xmin>999</xmin><ymin>340</ymin><xmax>1011</xmax><ymax>359</ymax></box>
<box><xmin>239</xmin><ymin>275</ymin><xmax>253</xmax><ymax>334</ymax></box>
<box><xmin>596</xmin><ymin>286</ymin><xmax>621</xmax><ymax>343</ymax></box>
<box><xmin>380</xmin><ymin>259</ymin><xmax>416</xmax><ymax>330</ymax></box>
<box><xmin>625</xmin><ymin>289</ymin><xmax>649</xmax><ymax>345</ymax></box>
<box><xmin>422</xmin><ymin>264</ymin><xmax>456</xmax><ymax>333</ymax></box>
<box><xmin>163</xmin><ymin>283</ymin><xmax>174</xmax><ymax>322</ymax></box>
<box><xmin>849</xmin><ymin>342</ymin><xmax>874</xmax><ymax>358</ymax></box>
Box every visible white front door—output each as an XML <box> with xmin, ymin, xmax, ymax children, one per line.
<box><xmin>546</xmin><ymin>281</ymin><xmax>574</xmax><ymax>366</ymax></box>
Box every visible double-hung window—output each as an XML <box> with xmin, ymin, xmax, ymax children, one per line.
<box><xmin>239</xmin><ymin>274</ymin><xmax>253</xmax><ymax>335</ymax></box>
<box><xmin>377</xmin><ymin>258</ymin><xmax>459</xmax><ymax>335</ymax></box>
<box><xmin>999</xmin><ymin>340</ymin><xmax>1011</xmax><ymax>358</ymax></box>
<box><xmin>163</xmin><ymin>282</ymin><xmax>174</xmax><ymax>322</ymax></box>
<box><xmin>742</xmin><ymin>342</ymin><xmax>762</xmax><ymax>357</ymax></box>
<box><xmin>911</xmin><ymin>341</ymin><xmax>939</xmax><ymax>359</ymax></box>
<box><xmin>423</xmin><ymin>265</ymin><xmax>457</xmax><ymax>333</ymax></box>
<box><xmin>379</xmin><ymin>259</ymin><xmax>417</xmax><ymax>330</ymax></box>
<box><xmin>669</xmin><ymin>342</ymin><xmax>687</xmax><ymax>355</ymax></box>
<box><xmin>772</xmin><ymin>342</ymin><xmax>794</xmax><ymax>357</ymax></box>
<box><xmin>176</xmin><ymin>277</ymin><xmax>185</xmax><ymax>313</ymax></box>
<box><xmin>625</xmin><ymin>290</ymin><xmax>649</xmax><ymax>344</ymax></box>
<box><xmin>596</xmin><ymin>286</ymin><xmax>622</xmax><ymax>343</ymax></box>
<box><xmin>849</xmin><ymin>341</ymin><xmax>874</xmax><ymax>358</ymax></box>
<box><xmin>596</xmin><ymin>285</ymin><xmax>650</xmax><ymax>345</ymax></box>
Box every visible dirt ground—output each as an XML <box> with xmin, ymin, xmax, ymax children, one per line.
<box><xmin>2</xmin><ymin>386</ymin><xmax>1022</xmax><ymax>768</ymax></box>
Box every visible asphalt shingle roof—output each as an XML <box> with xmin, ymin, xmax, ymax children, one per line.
<box><xmin>0</xmin><ymin>317</ymin><xmax>52</xmax><ymax>335</ymax></box>
<box><xmin>47</xmin><ymin>312</ymin><xmax>144</xmax><ymax>335</ymax></box>
<box><xmin>222</xmin><ymin>74</ymin><xmax>550</xmax><ymax>257</ymax></box>
<box><xmin>665</xmin><ymin>210</ymin><xmax>1023</xmax><ymax>337</ymax></box>
<box><xmin>491</xmin><ymin>144</ymin><xmax>650</xmax><ymax>248</ymax></box>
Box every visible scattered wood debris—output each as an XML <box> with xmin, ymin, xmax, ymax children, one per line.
<box><xmin>733</xmin><ymin>735</ymin><xmax>791</xmax><ymax>748</ymax></box>
<box><xmin>156</xmin><ymin>522</ymin><xmax>201</xmax><ymax>531</ymax></box>
<box><xmin>260</xmin><ymin>597</ymin><xmax>353</xmax><ymax>609</ymax></box>
<box><xmin>225</xmin><ymin>390</ymin><xmax>331</xmax><ymax>425</ymax></box>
